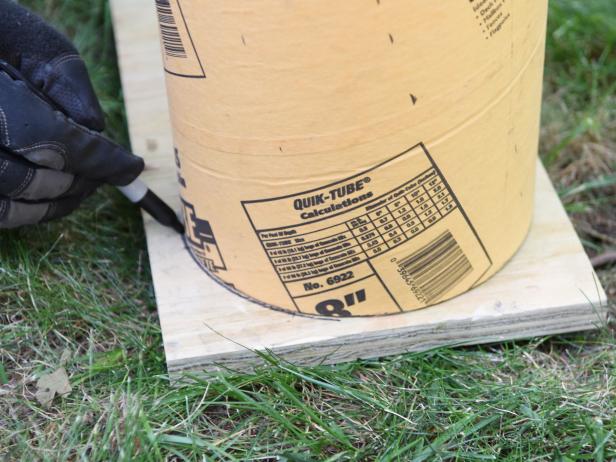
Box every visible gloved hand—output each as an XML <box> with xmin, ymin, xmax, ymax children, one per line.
<box><xmin>0</xmin><ymin>0</ymin><xmax>144</xmax><ymax>229</ymax></box>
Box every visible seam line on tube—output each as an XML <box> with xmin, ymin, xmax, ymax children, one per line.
<box><xmin>174</xmin><ymin>34</ymin><xmax>546</xmax><ymax>161</ymax></box>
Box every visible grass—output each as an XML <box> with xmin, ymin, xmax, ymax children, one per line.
<box><xmin>0</xmin><ymin>0</ymin><xmax>615</xmax><ymax>460</ymax></box>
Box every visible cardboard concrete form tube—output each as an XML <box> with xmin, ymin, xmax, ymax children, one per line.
<box><xmin>157</xmin><ymin>0</ymin><xmax>549</xmax><ymax>317</ymax></box>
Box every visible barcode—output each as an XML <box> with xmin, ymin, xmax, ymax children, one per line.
<box><xmin>156</xmin><ymin>0</ymin><xmax>187</xmax><ymax>58</ymax></box>
<box><xmin>397</xmin><ymin>231</ymin><xmax>472</xmax><ymax>303</ymax></box>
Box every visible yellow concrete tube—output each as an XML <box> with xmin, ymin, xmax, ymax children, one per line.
<box><xmin>156</xmin><ymin>0</ymin><xmax>549</xmax><ymax>317</ymax></box>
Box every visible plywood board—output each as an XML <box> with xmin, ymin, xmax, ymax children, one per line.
<box><xmin>110</xmin><ymin>0</ymin><xmax>608</xmax><ymax>378</ymax></box>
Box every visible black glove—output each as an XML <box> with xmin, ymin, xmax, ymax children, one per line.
<box><xmin>0</xmin><ymin>0</ymin><xmax>144</xmax><ymax>229</ymax></box>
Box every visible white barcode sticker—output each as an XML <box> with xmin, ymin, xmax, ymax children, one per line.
<box><xmin>242</xmin><ymin>143</ymin><xmax>493</xmax><ymax>316</ymax></box>
<box><xmin>155</xmin><ymin>0</ymin><xmax>205</xmax><ymax>78</ymax></box>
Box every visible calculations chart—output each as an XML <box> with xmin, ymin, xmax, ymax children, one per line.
<box><xmin>243</xmin><ymin>144</ymin><xmax>492</xmax><ymax>316</ymax></box>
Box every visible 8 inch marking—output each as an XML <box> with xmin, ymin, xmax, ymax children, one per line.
<box><xmin>316</xmin><ymin>289</ymin><xmax>367</xmax><ymax>317</ymax></box>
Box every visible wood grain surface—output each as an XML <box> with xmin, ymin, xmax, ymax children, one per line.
<box><xmin>110</xmin><ymin>0</ymin><xmax>608</xmax><ymax>378</ymax></box>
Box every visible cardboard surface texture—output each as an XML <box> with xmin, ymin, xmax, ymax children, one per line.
<box><xmin>156</xmin><ymin>0</ymin><xmax>549</xmax><ymax>317</ymax></box>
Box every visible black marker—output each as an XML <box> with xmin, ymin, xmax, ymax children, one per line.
<box><xmin>117</xmin><ymin>178</ymin><xmax>184</xmax><ymax>234</ymax></box>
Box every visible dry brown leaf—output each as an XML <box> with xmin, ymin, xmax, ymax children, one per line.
<box><xmin>35</xmin><ymin>367</ymin><xmax>72</xmax><ymax>408</ymax></box>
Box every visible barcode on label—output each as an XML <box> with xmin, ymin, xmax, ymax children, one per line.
<box><xmin>156</xmin><ymin>0</ymin><xmax>187</xmax><ymax>58</ymax></box>
<box><xmin>397</xmin><ymin>231</ymin><xmax>472</xmax><ymax>303</ymax></box>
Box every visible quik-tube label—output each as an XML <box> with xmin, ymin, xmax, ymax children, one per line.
<box><xmin>242</xmin><ymin>144</ymin><xmax>492</xmax><ymax>316</ymax></box>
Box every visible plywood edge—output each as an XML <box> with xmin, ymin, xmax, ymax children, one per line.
<box><xmin>167</xmin><ymin>301</ymin><xmax>608</xmax><ymax>377</ymax></box>
<box><xmin>108</xmin><ymin>0</ymin><xmax>609</xmax><ymax>382</ymax></box>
